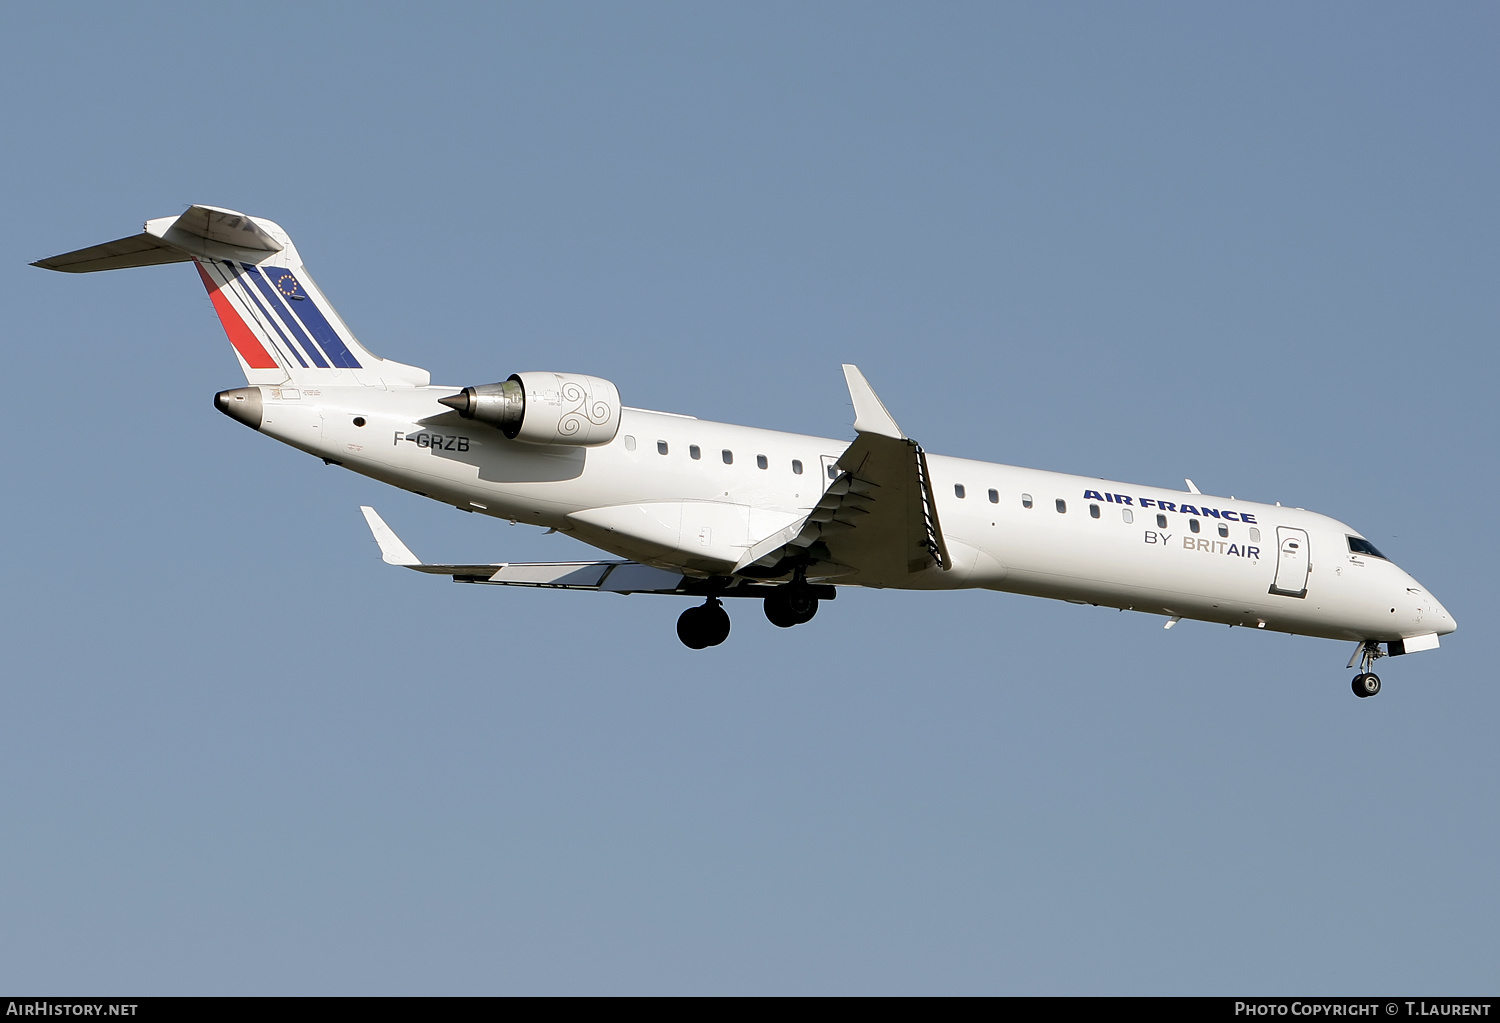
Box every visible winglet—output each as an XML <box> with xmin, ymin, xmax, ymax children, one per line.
<box><xmin>1185</xmin><ymin>479</ymin><xmax>1202</xmax><ymax>494</ymax></box>
<box><xmin>842</xmin><ymin>364</ymin><xmax>905</xmax><ymax>439</ymax></box>
<box><xmin>360</xmin><ymin>506</ymin><xmax>421</xmax><ymax>566</ymax></box>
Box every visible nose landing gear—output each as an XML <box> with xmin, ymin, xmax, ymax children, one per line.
<box><xmin>677</xmin><ymin>597</ymin><xmax>731</xmax><ymax>649</ymax></box>
<box><xmin>1348</xmin><ymin>640</ymin><xmax>1385</xmax><ymax>698</ymax></box>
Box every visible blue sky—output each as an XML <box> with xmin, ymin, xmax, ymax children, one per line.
<box><xmin>1</xmin><ymin>2</ymin><xmax>1495</xmax><ymax>994</ymax></box>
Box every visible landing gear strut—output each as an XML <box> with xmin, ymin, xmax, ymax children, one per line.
<box><xmin>763</xmin><ymin>585</ymin><xmax>819</xmax><ymax>629</ymax></box>
<box><xmin>677</xmin><ymin>597</ymin><xmax>731</xmax><ymax>649</ymax></box>
<box><xmin>1349</xmin><ymin>640</ymin><xmax>1384</xmax><ymax>698</ymax></box>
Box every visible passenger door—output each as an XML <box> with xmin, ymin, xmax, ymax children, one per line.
<box><xmin>1268</xmin><ymin>527</ymin><xmax>1311</xmax><ymax>598</ymax></box>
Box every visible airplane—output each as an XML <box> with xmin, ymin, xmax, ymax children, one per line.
<box><xmin>34</xmin><ymin>205</ymin><xmax>1456</xmax><ymax>697</ymax></box>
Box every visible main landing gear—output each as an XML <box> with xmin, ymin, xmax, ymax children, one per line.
<box><xmin>675</xmin><ymin>585</ymin><xmax>825</xmax><ymax>648</ymax></box>
<box><xmin>677</xmin><ymin>597</ymin><xmax>731</xmax><ymax>649</ymax></box>
<box><xmin>1349</xmin><ymin>640</ymin><xmax>1384</xmax><ymax>698</ymax></box>
<box><xmin>763</xmin><ymin>585</ymin><xmax>819</xmax><ymax>629</ymax></box>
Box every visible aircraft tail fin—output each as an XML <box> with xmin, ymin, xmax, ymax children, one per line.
<box><xmin>33</xmin><ymin>206</ymin><xmax>429</xmax><ymax>389</ymax></box>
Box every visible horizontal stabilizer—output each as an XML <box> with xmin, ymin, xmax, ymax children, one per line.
<box><xmin>33</xmin><ymin>204</ymin><xmax>285</xmax><ymax>273</ymax></box>
<box><xmin>31</xmin><ymin>232</ymin><xmax>190</xmax><ymax>273</ymax></box>
<box><xmin>164</xmin><ymin>204</ymin><xmax>283</xmax><ymax>252</ymax></box>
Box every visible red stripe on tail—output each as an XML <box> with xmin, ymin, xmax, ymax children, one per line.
<box><xmin>195</xmin><ymin>261</ymin><xmax>279</xmax><ymax>370</ymax></box>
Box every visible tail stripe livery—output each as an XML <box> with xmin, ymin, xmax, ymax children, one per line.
<box><xmin>33</xmin><ymin>204</ymin><xmax>430</xmax><ymax>389</ymax></box>
<box><xmin>193</xmin><ymin>261</ymin><xmax>279</xmax><ymax>370</ymax></box>
<box><xmin>219</xmin><ymin>261</ymin><xmax>310</xmax><ymax>368</ymax></box>
<box><xmin>198</xmin><ymin>258</ymin><xmax>310</xmax><ymax>371</ymax></box>
<box><xmin>230</xmin><ymin>263</ymin><xmax>319</xmax><ymax>367</ymax></box>
<box><xmin>246</xmin><ymin>264</ymin><xmax>362</xmax><ymax>369</ymax></box>
<box><xmin>197</xmin><ymin>258</ymin><xmax>368</xmax><ymax>374</ymax></box>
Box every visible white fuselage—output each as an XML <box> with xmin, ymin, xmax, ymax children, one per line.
<box><xmin>258</xmin><ymin>384</ymin><xmax>1455</xmax><ymax>644</ymax></box>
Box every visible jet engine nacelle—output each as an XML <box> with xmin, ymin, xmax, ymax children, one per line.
<box><xmin>440</xmin><ymin>372</ymin><xmax>622</xmax><ymax>447</ymax></box>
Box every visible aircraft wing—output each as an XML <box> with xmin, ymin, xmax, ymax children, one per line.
<box><xmin>360</xmin><ymin>506</ymin><xmax>689</xmax><ymax>593</ymax></box>
<box><xmin>734</xmin><ymin>365</ymin><xmax>951</xmax><ymax>585</ymax></box>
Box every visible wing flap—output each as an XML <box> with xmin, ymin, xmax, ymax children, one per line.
<box><xmin>359</xmin><ymin>506</ymin><xmax>688</xmax><ymax>593</ymax></box>
<box><xmin>734</xmin><ymin>366</ymin><xmax>950</xmax><ymax>585</ymax></box>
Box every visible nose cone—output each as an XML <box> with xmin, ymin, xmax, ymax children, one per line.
<box><xmin>1430</xmin><ymin>595</ymin><xmax>1458</xmax><ymax>635</ymax></box>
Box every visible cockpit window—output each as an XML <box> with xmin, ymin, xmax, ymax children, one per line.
<box><xmin>1347</xmin><ymin>536</ymin><xmax>1387</xmax><ymax>560</ymax></box>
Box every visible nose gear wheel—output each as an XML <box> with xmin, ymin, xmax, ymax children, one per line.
<box><xmin>1348</xmin><ymin>640</ymin><xmax>1385</xmax><ymax>698</ymax></box>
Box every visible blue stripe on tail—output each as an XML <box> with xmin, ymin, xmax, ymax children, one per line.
<box><xmin>224</xmin><ymin>263</ymin><xmax>309</xmax><ymax>368</ymax></box>
<box><xmin>239</xmin><ymin>264</ymin><xmax>327</xmax><ymax>368</ymax></box>
<box><xmin>260</xmin><ymin>266</ymin><xmax>363</xmax><ymax>369</ymax></box>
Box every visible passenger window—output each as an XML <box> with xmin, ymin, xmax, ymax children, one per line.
<box><xmin>624</xmin><ymin>435</ymin><xmax>636</xmax><ymax>451</ymax></box>
<box><xmin>1156</xmin><ymin>514</ymin><xmax>1168</xmax><ymax>529</ymax></box>
<box><xmin>1022</xmin><ymin>494</ymin><xmax>1034</xmax><ymax>508</ymax></box>
<box><xmin>1190</xmin><ymin>519</ymin><xmax>1200</xmax><ymax>533</ymax></box>
<box><xmin>1218</xmin><ymin>523</ymin><xmax>1229</xmax><ymax>538</ymax></box>
<box><xmin>657</xmin><ymin>440</ymin><xmax>668</xmax><ymax>455</ymax></box>
<box><xmin>722</xmin><ymin>450</ymin><xmax>733</xmax><ymax>465</ymax></box>
<box><xmin>1250</xmin><ymin>527</ymin><xmax>1261</xmax><ymax>542</ymax></box>
<box><xmin>756</xmin><ymin>454</ymin><xmax>768</xmax><ymax>470</ymax></box>
<box><xmin>1055</xmin><ymin>499</ymin><xmax>1067</xmax><ymax>514</ymax></box>
<box><xmin>792</xmin><ymin>459</ymin><xmax>803</xmax><ymax>475</ymax></box>
<box><xmin>689</xmin><ymin>444</ymin><xmax>701</xmax><ymax>460</ymax></box>
<box><xmin>1089</xmin><ymin>503</ymin><xmax>1100</xmax><ymax>518</ymax></box>
<box><xmin>987</xmin><ymin>489</ymin><xmax>999</xmax><ymax>504</ymax></box>
<box><xmin>1122</xmin><ymin>509</ymin><xmax>1134</xmax><ymax>524</ymax></box>
<box><xmin>955</xmin><ymin>484</ymin><xmax>966</xmax><ymax>499</ymax></box>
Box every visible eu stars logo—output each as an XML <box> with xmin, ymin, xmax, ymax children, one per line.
<box><xmin>275</xmin><ymin>273</ymin><xmax>306</xmax><ymax>301</ymax></box>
